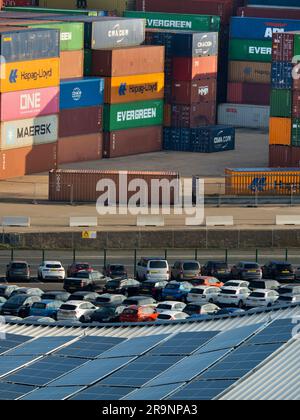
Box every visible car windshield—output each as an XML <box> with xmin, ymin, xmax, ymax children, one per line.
<box><xmin>42</xmin><ymin>294</ymin><xmax>61</xmax><ymax>300</ymax></box>
<box><xmin>213</xmin><ymin>263</ymin><xmax>228</xmax><ymax>269</ymax></box>
<box><xmin>60</xmin><ymin>304</ymin><xmax>76</xmax><ymax>311</ymax></box>
<box><xmin>279</xmin><ymin>288</ymin><xmax>293</xmax><ymax>295</ymax></box>
<box><xmin>277</xmin><ymin>264</ymin><xmax>292</xmax><ymax>270</ymax></box>
<box><xmin>185</xmin><ymin>305</ymin><xmax>200</xmax><ymax>314</ymax></box>
<box><xmin>95</xmin><ymin>308</ymin><xmax>113</xmax><ymax>315</ymax></box>
<box><xmin>149</xmin><ymin>261</ymin><xmax>167</xmax><ymax>269</ymax></box>
<box><xmin>158</xmin><ymin>314</ymin><xmax>171</xmax><ymax>320</ymax></box>
<box><xmin>123</xmin><ymin>308</ymin><xmax>137</xmax><ymax>315</ymax></box>
<box><xmin>96</xmin><ymin>297</ymin><xmax>111</xmax><ymax>303</ymax></box>
<box><xmin>32</xmin><ymin>303</ymin><xmax>47</xmax><ymax>310</ymax></box>
<box><xmin>250</xmin><ymin>292</ymin><xmax>265</xmax><ymax>298</ymax></box>
<box><xmin>74</xmin><ymin>272</ymin><xmax>90</xmax><ymax>279</ymax></box>
<box><xmin>244</xmin><ymin>264</ymin><xmax>259</xmax><ymax>269</ymax></box>
<box><xmin>250</xmin><ymin>282</ymin><xmax>266</xmax><ymax>289</ymax></box>
<box><xmin>46</xmin><ymin>264</ymin><xmax>61</xmax><ymax>269</ymax></box>
<box><xmin>11</xmin><ymin>263</ymin><xmax>27</xmax><ymax>269</ymax></box>
<box><xmin>191</xmin><ymin>279</ymin><xmax>205</xmax><ymax>286</ymax></box>
<box><xmin>124</xmin><ymin>299</ymin><xmax>139</xmax><ymax>305</ymax></box>
<box><xmin>110</xmin><ymin>265</ymin><xmax>125</xmax><ymax>271</ymax></box>
<box><xmin>190</xmin><ymin>288</ymin><xmax>204</xmax><ymax>295</ymax></box>
<box><xmin>165</xmin><ymin>284</ymin><xmax>179</xmax><ymax>290</ymax></box>
<box><xmin>221</xmin><ymin>289</ymin><xmax>237</xmax><ymax>295</ymax></box>
<box><xmin>70</xmin><ymin>295</ymin><xmax>85</xmax><ymax>301</ymax></box>
<box><xmin>279</xmin><ymin>296</ymin><xmax>293</xmax><ymax>302</ymax></box>
<box><xmin>106</xmin><ymin>280</ymin><xmax>120</xmax><ymax>287</ymax></box>
<box><xmin>183</xmin><ymin>263</ymin><xmax>199</xmax><ymax>270</ymax></box>
<box><xmin>157</xmin><ymin>304</ymin><xmax>172</xmax><ymax>310</ymax></box>
<box><xmin>76</xmin><ymin>264</ymin><xmax>90</xmax><ymax>270</ymax></box>
<box><xmin>7</xmin><ymin>295</ymin><xmax>28</xmax><ymax>305</ymax></box>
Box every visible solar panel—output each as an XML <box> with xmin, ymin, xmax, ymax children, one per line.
<box><xmin>98</xmin><ymin>335</ymin><xmax>169</xmax><ymax>359</ymax></box>
<box><xmin>198</xmin><ymin>343</ymin><xmax>283</xmax><ymax>381</ymax></box>
<box><xmin>54</xmin><ymin>336</ymin><xmax>125</xmax><ymax>359</ymax></box>
<box><xmin>0</xmin><ymin>334</ymin><xmax>32</xmax><ymax>355</ymax></box>
<box><xmin>246</xmin><ymin>319</ymin><xmax>295</xmax><ymax>345</ymax></box>
<box><xmin>100</xmin><ymin>355</ymin><xmax>183</xmax><ymax>387</ymax></box>
<box><xmin>3</xmin><ymin>356</ymin><xmax>87</xmax><ymax>386</ymax></box>
<box><xmin>147</xmin><ymin>332</ymin><xmax>219</xmax><ymax>356</ymax></box>
<box><xmin>0</xmin><ymin>356</ymin><xmax>38</xmax><ymax>379</ymax></box>
<box><xmin>123</xmin><ymin>383</ymin><xmax>185</xmax><ymax>401</ymax></box>
<box><xmin>195</xmin><ymin>324</ymin><xmax>264</xmax><ymax>355</ymax></box>
<box><xmin>145</xmin><ymin>349</ymin><xmax>229</xmax><ymax>387</ymax></box>
<box><xmin>0</xmin><ymin>382</ymin><xmax>35</xmax><ymax>400</ymax></box>
<box><xmin>166</xmin><ymin>380</ymin><xmax>236</xmax><ymax>400</ymax></box>
<box><xmin>5</xmin><ymin>336</ymin><xmax>76</xmax><ymax>356</ymax></box>
<box><xmin>21</xmin><ymin>386</ymin><xmax>84</xmax><ymax>400</ymax></box>
<box><xmin>69</xmin><ymin>386</ymin><xmax>136</xmax><ymax>401</ymax></box>
<box><xmin>48</xmin><ymin>357</ymin><xmax>134</xmax><ymax>386</ymax></box>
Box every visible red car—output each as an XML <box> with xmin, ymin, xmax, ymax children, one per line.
<box><xmin>119</xmin><ymin>305</ymin><xmax>158</xmax><ymax>323</ymax></box>
<box><xmin>67</xmin><ymin>262</ymin><xmax>93</xmax><ymax>277</ymax></box>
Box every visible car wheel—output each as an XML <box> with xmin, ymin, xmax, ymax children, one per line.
<box><xmin>267</xmin><ymin>303</ymin><xmax>272</xmax><ymax>308</ymax></box>
<box><xmin>208</xmin><ymin>299</ymin><xmax>214</xmax><ymax>304</ymax></box>
<box><xmin>79</xmin><ymin>316</ymin><xmax>86</xmax><ymax>323</ymax></box>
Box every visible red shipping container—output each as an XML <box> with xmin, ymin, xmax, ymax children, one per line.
<box><xmin>171</xmin><ymin>103</ymin><xmax>216</xmax><ymax>128</ymax></box>
<box><xmin>290</xmin><ymin>147</ymin><xmax>300</xmax><ymax>167</ymax></box>
<box><xmin>172</xmin><ymin>79</ymin><xmax>217</xmax><ymax>105</ymax></box>
<box><xmin>0</xmin><ymin>142</ymin><xmax>57</xmax><ymax>180</ymax></box>
<box><xmin>227</xmin><ymin>82</ymin><xmax>271</xmax><ymax>106</ymax></box>
<box><xmin>59</xmin><ymin>106</ymin><xmax>103</xmax><ymax>138</ymax></box>
<box><xmin>238</xmin><ymin>6</ymin><xmax>300</xmax><ymax>20</ymax></box>
<box><xmin>57</xmin><ymin>134</ymin><xmax>103</xmax><ymax>165</ymax></box>
<box><xmin>173</xmin><ymin>56</ymin><xmax>218</xmax><ymax>82</ymax></box>
<box><xmin>272</xmin><ymin>33</ymin><xmax>294</xmax><ymax>63</ymax></box>
<box><xmin>269</xmin><ymin>145</ymin><xmax>292</xmax><ymax>168</ymax></box>
<box><xmin>103</xmin><ymin>126</ymin><xmax>162</xmax><ymax>158</ymax></box>
<box><xmin>293</xmin><ymin>91</ymin><xmax>300</xmax><ymax>118</ymax></box>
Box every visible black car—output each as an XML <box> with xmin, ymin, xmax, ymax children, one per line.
<box><xmin>87</xmin><ymin>307</ymin><xmax>121</xmax><ymax>324</ymax></box>
<box><xmin>201</xmin><ymin>261</ymin><xmax>231</xmax><ymax>281</ymax></box>
<box><xmin>1</xmin><ymin>295</ymin><xmax>41</xmax><ymax>318</ymax></box>
<box><xmin>41</xmin><ymin>291</ymin><xmax>71</xmax><ymax>302</ymax></box>
<box><xmin>104</xmin><ymin>278</ymin><xmax>140</xmax><ymax>297</ymax></box>
<box><xmin>67</xmin><ymin>292</ymin><xmax>99</xmax><ymax>304</ymax></box>
<box><xmin>94</xmin><ymin>294</ymin><xmax>127</xmax><ymax>308</ymax></box>
<box><xmin>139</xmin><ymin>280</ymin><xmax>169</xmax><ymax>300</ymax></box>
<box><xmin>64</xmin><ymin>270</ymin><xmax>108</xmax><ymax>293</ymax></box>
<box><xmin>262</xmin><ymin>261</ymin><xmax>295</xmax><ymax>283</ymax></box>
<box><xmin>248</xmin><ymin>280</ymin><xmax>280</xmax><ymax>291</ymax></box>
<box><xmin>103</xmin><ymin>264</ymin><xmax>128</xmax><ymax>279</ymax></box>
<box><xmin>184</xmin><ymin>303</ymin><xmax>204</xmax><ymax>316</ymax></box>
<box><xmin>6</xmin><ymin>261</ymin><xmax>30</xmax><ymax>282</ymax></box>
<box><xmin>122</xmin><ymin>296</ymin><xmax>157</xmax><ymax>307</ymax></box>
<box><xmin>231</xmin><ymin>262</ymin><xmax>262</xmax><ymax>281</ymax></box>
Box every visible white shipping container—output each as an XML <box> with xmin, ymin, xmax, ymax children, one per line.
<box><xmin>217</xmin><ymin>103</ymin><xmax>270</xmax><ymax>129</ymax></box>
<box><xmin>0</xmin><ymin>115</ymin><xmax>58</xmax><ymax>151</ymax></box>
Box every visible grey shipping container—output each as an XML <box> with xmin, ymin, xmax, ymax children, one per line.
<box><xmin>0</xmin><ymin>26</ymin><xmax>60</xmax><ymax>62</ymax></box>
<box><xmin>217</xmin><ymin>103</ymin><xmax>270</xmax><ymax>129</ymax></box>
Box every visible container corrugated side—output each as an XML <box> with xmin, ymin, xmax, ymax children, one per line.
<box><xmin>57</xmin><ymin>133</ymin><xmax>103</xmax><ymax>165</ymax></box>
<box><xmin>270</xmin><ymin>89</ymin><xmax>291</xmax><ymax>118</ymax></box>
<box><xmin>228</xmin><ymin>61</ymin><xmax>271</xmax><ymax>84</ymax></box>
<box><xmin>217</xmin><ymin>103</ymin><xmax>270</xmax><ymax>129</ymax></box>
<box><xmin>269</xmin><ymin>117</ymin><xmax>292</xmax><ymax>146</ymax></box>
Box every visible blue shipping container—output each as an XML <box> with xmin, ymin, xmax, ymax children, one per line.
<box><xmin>60</xmin><ymin>78</ymin><xmax>105</xmax><ymax>110</ymax></box>
<box><xmin>271</xmin><ymin>62</ymin><xmax>293</xmax><ymax>89</ymax></box>
<box><xmin>230</xmin><ymin>17</ymin><xmax>300</xmax><ymax>40</ymax></box>
<box><xmin>247</xmin><ymin>0</ymin><xmax>300</xmax><ymax>6</ymax></box>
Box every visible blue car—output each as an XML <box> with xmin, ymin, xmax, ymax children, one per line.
<box><xmin>29</xmin><ymin>300</ymin><xmax>63</xmax><ymax>320</ymax></box>
<box><xmin>161</xmin><ymin>281</ymin><xmax>192</xmax><ymax>302</ymax></box>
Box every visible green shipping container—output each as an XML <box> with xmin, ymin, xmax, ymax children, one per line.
<box><xmin>104</xmin><ymin>100</ymin><xmax>164</xmax><ymax>131</ymax></box>
<box><xmin>84</xmin><ymin>50</ymin><xmax>92</xmax><ymax>76</ymax></box>
<box><xmin>292</xmin><ymin>119</ymin><xmax>300</xmax><ymax>147</ymax></box>
<box><xmin>26</xmin><ymin>22</ymin><xmax>84</xmax><ymax>51</ymax></box>
<box><xmin>4</xmin><ymin>6</ymin><xmax>100</xmax><ymax>15</ymax></box>
<box><xmin>124</xmin><ymin>11</ymin><xmax>220</xmax><ymax>32</ymax></box>
<box><xmin>229</xmin><ymin>39</ymin><xmax>272</xmax><ymax>63</ymax></box>
<box><xmin>294</xmin><ymin>33</ymin><xmax>300</xmax><ymax>57</ymax></box>
<box><xmin>270</xmin><ymin>89</ymin><xmax>292</xmax><ymax>118</ymax></box>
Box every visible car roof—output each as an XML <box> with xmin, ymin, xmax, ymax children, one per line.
<box><xmin>239</xmin><ymin>261</ymin><xmax>258</xmax><ymax>264</ymax></box>
<box><xmin>125</xmin><ymin>296</ymin><xmax>153</xmax><ymax>300</ymax></box>
<box><xmin>43</xmin><ymin>261</ymin><xmax>62</xmax><ymax>264</ymax></box>
<box><xmin>222</xmin><ymin>286</ymin><xmax>246</xmax><ymax>291</ymax></box>
<box><xmin>158</xmin><ymin>301</ymin><xmax>183</xmax><ymax>305</ymax></box>
<box><xmin>71</xmin><ymin>291</ymin><xmax>96</xmax><ymax>296</ymax></box>
<box><xmin>175</xmin><ymin>260</ymin><xmax>199</xmax><ymax>264</ymax></box>
<box><xmin>251</xmin><ymin>289</ymin><xmax>276</xmax><ymax>293</ymax></box>
<box><xmin>38</xmin><ymin>299</ymin><xmax>62</xmax><ymax>304</ymax></box>
<box><xmin>269</xmin><ymin>261</ymin><xmax>291</xmax><ymax>264</ymax></box>
<box><xmin>63</xmin><ymin>300</ymin><xmax>91</xmax><ymax>306</ymax></box>
<box><xmin>157</xmin><ymin>310</ymin><xmax>183</xmax><ymax>316</ymax></box>
<box><xmin>43</xmin><ymin>291</ymin><xmax>68</xmax><ymax>295</ymax></box>
<box><xmin>9</xmin><ymin>260</ymin><xmax>28</xmax><ymax>264</ymax></box>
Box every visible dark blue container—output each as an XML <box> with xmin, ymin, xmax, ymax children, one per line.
<box><xmin>60</xmin><ymin>77</ymin><xmax>105</xmax><ymax>110</ymax></box>
<box><xmin>145</xmin><ymin>31</ymin><xmax>176</xmax><ymax>59</ymax></box>
<box><xmin>230</xmin><ymin>17</ymin><xmax>300</xmax><ymax>40</ymax></box>
<box><xmin>173</xmin><ymin>32</ymin><xmax>218</xmax><ymax>57</ymax></box>
<box><xmin>247</xmin><ymin>0</ymin><xmax>300</xmax><ymax>6</ymax></box>
<box><xmin>271</xmin><ymin>62</ymin><xmax>293</xmax><ymax>89</ymax></box>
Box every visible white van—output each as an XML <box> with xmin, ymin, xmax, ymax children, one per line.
<box><xmin>136</xmin><ymin>258</ymin><xmax>170</xmax><ymax>282</ymax></box>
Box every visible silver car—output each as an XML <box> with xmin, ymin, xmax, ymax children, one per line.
<box><xmin>187</xmin><ymin>286</ymin><xmax>220</xmax><ymax>304</ymax></box>
<box><xmin>246</xmin><ymin>289</ymin><xmax>279</xmax><ymax>308</ymax></box>
<box><xmin>171</xmin><ymin>261</ymin><xmax>201</xmax><ymax>281</ymax></box>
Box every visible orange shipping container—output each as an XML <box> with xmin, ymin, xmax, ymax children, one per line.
<box><xmin>228</xmin><ymin>61</ymin><xmax>271</xmax><ymax>84</ymax></box>
<box><xmin>60</xmin><ymin>50</ymin><xmax>84</xmax><ymax>79</ymax></box>
<box><xmin>269</xmin><ymin>117</ymin><xmax>292</xmax><ymax>146</ymax></box>
<box><xmin>164</xmin><ymin>103</ymin><xmax>172</xmax><ymax>127</ymax></box>
<box><xmin>0</xmin><ymin>143</ymin><xmax>57</xmax><ymax>180</ymax></box>
<box><xmin>57</xmin><ymin>133</ymin><xmax>103</xmax><ymax>165</ymax></box>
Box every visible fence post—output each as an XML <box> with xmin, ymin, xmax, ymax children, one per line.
<box><xmin>73</xmin><ymin>249</ymin><xmax>76</xmax><ymax>263</ymax></box>
<box><xmin>195</xmin><ymin>249</ymin><xmax>198</xmax><ymax>260</ymax></box>
<box><xmin>134</xmin><ymin>249</ymin><xmax>137</xmax><ymax>278</ymax></box>
<box><xmin>285</xmin><ymin>248</ymin><xmax>288</xmax><ymax>262</ymax></box>
<box><xmin>256</xmin><ymin>249</ymin><xmax>259</xmax><ymax>263</ymax></box>
<box><xmin>225</xmin><ymin>249</ymin><xmax>228</xmax><ymax>263</ymax></box>
<box><xmin>42</xmin><ymin>249</ymin><xmax>45</xmax><ymax>262</ymax></box>
<box><xmin>165</xmin><ymin>249</ymin><xmax>168</xmax><ymax>260</ymax></box>
<box><xmin>10</xmin><ymin>248</ymin><xmax>14</xmax><ymax>261</ymax></box>
<box><xmin>103</xmin><ymin>249</ymin><xmax>107</xmax><ymax>269</ymax></box>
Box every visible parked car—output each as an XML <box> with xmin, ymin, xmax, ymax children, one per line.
<box><xmin>119</xmin><ymin>305</ymin><xmax>158</xmax><ymax>323</ymax></box>
<box><xmin>67</xmin><ymin>292</ymin><xmax>99</xmax><ymax>304</ymax></box>
<box><xmin>262</xmin><ymin>261</ymin><xmax>295</xmax><ymax>283</ymax></box>
<box><xmin>64</xmin><ymin>271</ymin><xmax>108</xmax><ymax>293</ymax></box>
<box><xmin>171</xmin><ymin>260</ymin><xmax>201</xmax><ymax>281</ymax></box>
<box><xmin>156</xmin><ymin>301</ymin><xmax>186</xmax><ymax>313</ymax></box>
<box><xmin>156</xmin><ymin>311</ymin><xmax>190</xmax><ymax>321</ymax></box>
<box><xmin>67</xmin><ymin>262</ymin><xmax>94</xmax><ymax>277</ymax></box>
<box><xmin>139</xmin><ymin>280</ymin><xmax>169</xmax><ymax>300</ymax></box>
<box><xmin>278</xmin><ymin>284</ymin><xmax>300</xmax><ymax>295</ymax></box>
<box><xmin>202</xmin><ymin>261</ymin><xmax>231</xmax><ymax>281</ymax></box>
<box><xmin>136</xmin><ymin>258</ymin><xmax>170</xmax><ymax>282</ymax></box>
<box><xmin>248</xmin><ymin>279</ymin><xmax>280</xmax><ymax>291</ymax></box>
<box><xmin>0</xmin><ymin>297</ymin><xmax>7</xmax><ymax>311</ymax></box>
<box><xmin>57</xmin><ymin>301</ymin><xmax>97</xmax><ymax>322</ymax></box>
<box><xmin>0</xmin><ymin>285</ymin><xmax>19</xmax><ymax>299</ymax></box>
<box><xmin>22</xmin><ymin>316</ymin><xmax>56</xmax><ymax>324</ymax></box>
<box><xmin>190</xmin><ymin>276</ymin><xmax>224</xmax><ymax>288</ymax></box>
<box><xmin>41</xmin><ymin>291</ymin><xmax>70</xmax><ymax>302</ymax></box>
<box><xmin>122</xmin><ymin>296</ymin><xmax>157</xmax><ymax>307</ymax></box>
<box><xmin>29</xmin><ymin>300</ymin><xmax>63</xmax><ymax>320</ymax></box>
<box><xmin>161</xmin><ymin>281</ymin><xmax>192</xmax><ymax>302</ymax></box>
<box><xmin>277</xmin><ymin>294</ymin><xmax>300</xmax><ymax>305</ymax></box>
<box><xmin>187</xmin><ymin>286</ymin><xmax>220</xmax><ymax>304</ymax></box>
<box><xmin>1</xmin><ymin>295</ymin><xmax>41</xmax><ymax>317</ymax></box>
<box><xmin>37</xmin><ymin>261</ymin><xmax>65</xmax><ymax>281</ymax></box>
<box><xmin>103</xmin><ymin>264</ymin><xmax>127</xmax><ymax>279</ymax></box>
<box><xmin>104</xmin><ymin>278</ymin><xmax>140</xmax><ymax>296</ymax></box>
<box><xmin>94</xmin><ymin>294</ymin><xmax>127</xmax><ymax>308</ymax></box>
<box><xmin>188</xmin><ymin>304</ymin><xmax>220</xmax><ymax>318</ymax></box>
<box><xmin>216</xmin><ymin>307</ymin><xmax>245</xmax><ymax>316</ymax></box>
<box><xmin>295</xmin><ymin>266</ymin><xmax>300</xmax><ymax>281</ymax></box>
<box><xmin>222</xmin><ymin>280</ymin><xmax>250</xmax><ymax>289</ymax></box>
<box><xmin>10</xmin><ymin>288</ymin><xmax>44</xmax><ymax>297</ymax></box>
<box><xmin>218</xmin><ymin>286</ymin><xmax>251</xmax><ymax>308</ymax></box>
<box><xmin>88</xmin><ymin>306</ymin><xmax>122</xmax><ymax>324</ymax></box>
<box><xmin>231</xmin><ymin>262</ymin><xmax>262</xmax><ymax>281</ymax></box>
<box><xmin>6</xmin><ymin>261</ymin><xmax>30</xmax><ymax>282</ymax></box>
<box><xmin>246</xmin><ymin>289</ymin><xmax>279</xmax><ymax>308</ymax></box>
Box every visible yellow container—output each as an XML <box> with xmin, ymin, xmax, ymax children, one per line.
<box><xmin>0</xmin><ymin>58</ymin><xmax>60</xmax><ymax>93</ymax></box>
<box><xmin>225</xmin><ymin>168</ymin><xmax>300</xmax><ymax>196</ymax></box>
<box><xmin>105</xmin><ymin>73</ymin><xmax>165</xmax><ymax>104</ymax></box>
<box><xmin>269</xmin><ymin>117</ymin><xmax>292</xmax><ymax>146</ymax></box>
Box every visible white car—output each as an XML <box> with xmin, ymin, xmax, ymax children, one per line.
<box><xmin>38</xmin><ymin>261</ymin><xmax>65</xmax><ymax>281</ymax></box>
<box><xmin>136</xmin><ymin>258</ymin><xmax>170</xmax><ymax>282</ymax></box>
<box><xmin>156</xmin><ymin>301</ymin><xmax>186</xmax><ymax>313</ymax></box>
<box><xmin>222</xmin><ymin>280</ymin><xmax>250</xmax><ymax>289</ymax></box>
<box><xmin>57</xmin><ymin>300</ymin><xmax>97</xmax><ymax>322</ymax></box>
<box><xmin>217</xmin><ymin>286</ymin><xmax>251</xmax><ymax>308</ymax></box>
<box><xmin>187</xmin><ymin>286</ymin><xmax>220</xmax><ymax>304</ymax></box>
<box><xmin>156</xmin><ymin>311</ymin><xmax>190</xmax><ymax>321</ymax></box>
<box><xmin>246</xmin><ymin>289</ymin><xmax>279</xmax><ymax>308</ymax></box>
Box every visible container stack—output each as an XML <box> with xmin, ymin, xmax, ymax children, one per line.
<box><xmin>0</xmin><ymin>26</ymin><xmax>60</xmax><ymax>180</ymax></box>
<box><xmin>269</xmin><ymin>32</ymin><xmax>300</xmax><ymax>167</ymax></box>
